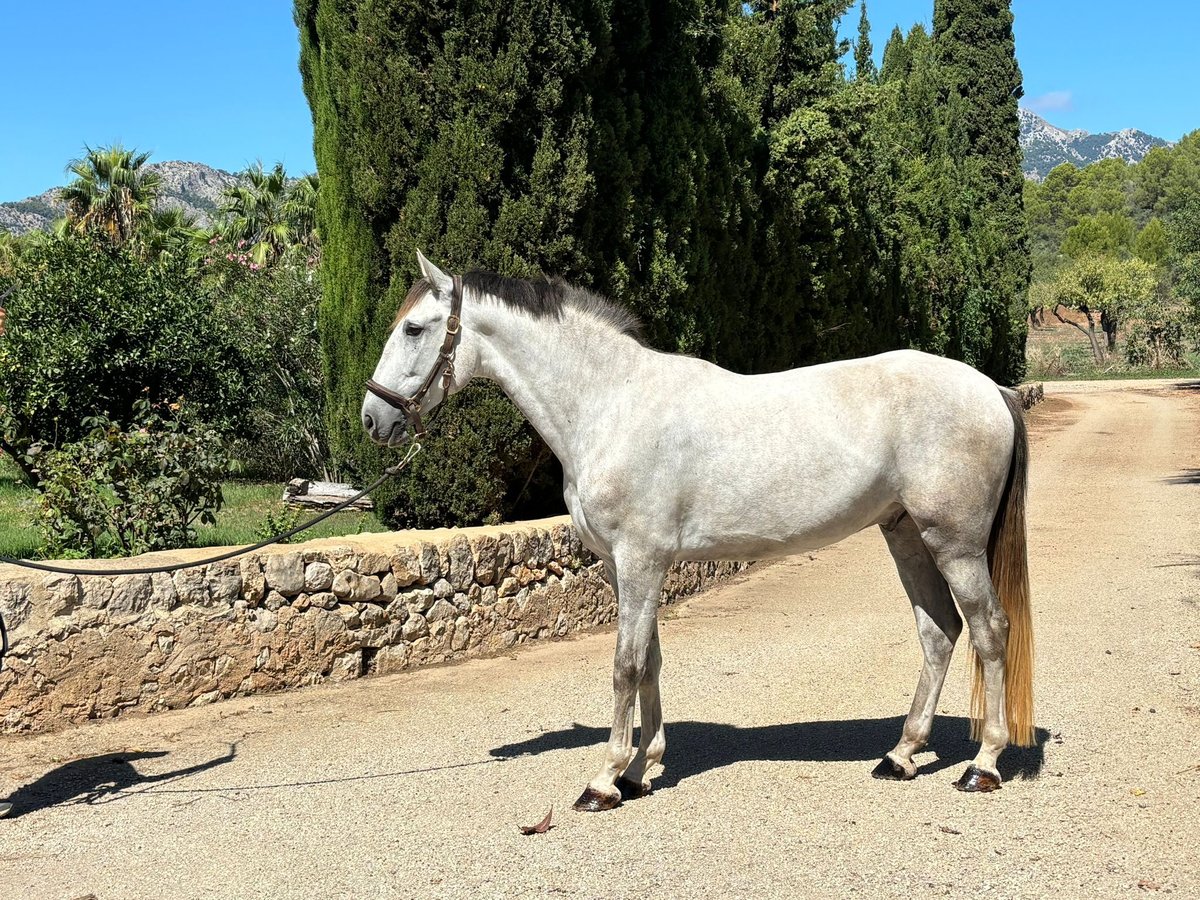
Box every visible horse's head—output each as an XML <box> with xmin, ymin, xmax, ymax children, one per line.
<box><xmin>362</xmin><ymin>250</ymin><xmax>470</xmax><ymax>444</ymax></box>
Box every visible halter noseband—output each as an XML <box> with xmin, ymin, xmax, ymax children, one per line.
<box><xmin>365</xmin><ymin>274</ymin><xmax>463</xmax><ymax>439</ymax></box>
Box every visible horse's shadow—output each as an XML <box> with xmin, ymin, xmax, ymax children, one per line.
<box><xmin>3</xmin><ymin>744</ymin><xmax>237</xmax><ymax>818</ymax></box>
<box><xmin>491</xmin><ymin>716</ymin><xmax>1048</xmax><ymax>788</ymax></box>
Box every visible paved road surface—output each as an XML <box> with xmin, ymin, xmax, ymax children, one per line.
<box><xmin>0</xmin><ymin>379</ymin><xmax>1197</xmax><ymax>898</ymax></box>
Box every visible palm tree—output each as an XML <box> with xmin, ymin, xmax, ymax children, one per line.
<box><xmin>142</xmin><ymin>206</ymin><xmax>200</xmax><ymax>262</ymax></box>
<box><xmin>218</xmin><ymin>161</ymin><xmax>291</xmax><ymax>266</ymax></box>
<box><xmin>0</xmin><ymin>231</ymin><xmax>19</xmax><ymax>278</ymax></box>
<box><xmin>59</xmin><ymin>145</ymin><xmax>162</xmax><ymax>245</ymax></box>
<box><xmin>284</xmin><ymin>172</ymin><xmax>320</xmax><ymax>251</ymax></box>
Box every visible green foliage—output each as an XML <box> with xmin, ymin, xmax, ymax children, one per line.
<box><xmin>927</xmin><ymin>0</ymin><xmax>1030</xmax><ymax>382</ymax></box>
<box><xmin>216</xmin><ymin>162</ymin><xmax>319</xmax><ymax>266</ymax></box>
<box><xmin>854</xmin><ymin>1</ymin><xmax>876</xmax><ymax>81</ymax></box>
<box><xmin>1169</xmin><ymin>196</ymin><xmax>1200</xmax><ymax>313</ymax></box>
<box><xmin>203</xmin><ymin>251</ymin><xmax>329</xmax><ymax>479</ymax></box>
<box><xmin>1133</xmin><ymin>218</ymin><xmax>1170</xmax><ymax>266</ymax></box>
<box><xmin>34</xmin><ymin>401</ymin><xmax>230</xmax><ymax>558</ymax></box>
<box><xmin>0</xmin><ymin>235</ymin><xmax>255</xmax><ymax>480</ymax></box>
<box><xmin>1061</xmin><ymin>212</ymin><xmax>1135</xmax><ymax>259</ymax></box>
<box><xmin>253</xmin><ymin>505</ymin><xmax>304</xmax><ymax>543</ymax></box>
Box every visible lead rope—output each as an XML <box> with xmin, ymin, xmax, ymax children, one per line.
<box><xmin>0</xmin><ymin>442</ymin><xmax>423</xmax><ymax>670</ymax></box>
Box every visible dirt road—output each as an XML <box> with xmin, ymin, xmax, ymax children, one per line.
<box><xmin>0</xmin><ymin>378</ymin><xmax>1197</xmax><ymax>899</ymax></box>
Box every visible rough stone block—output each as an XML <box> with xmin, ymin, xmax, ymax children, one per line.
<box><xmin>427</xmin><ymin>598</ymin><xmax>456</xmax><ymax>622</ymax></box>
<box><xmin>447</xmin><ymin>535</ymin><xmax>475</xmax><ymax>590</ymax></box>
<box><xmin>390</xmin><ymin>546</ymin><xmax>420</xmax><ymax>588</ymax></box>
<box><xmin>332</xmin><ymin>570</ymin><xmax>381</xmax><ymax>602</ymax></box>
<box><xmin>173</xmin><ymin>567</ymin><xmax>210</xmax><ymax>606</ymax></box>
<box><xmin>417</xmin><ymin>542</ymin><xmax>440</xmax><ymax>584</ymax></box>
<box><xmin>240</xmin><ymin>558</ymin><xmax>266</xmax><ymax>604</ymax></box>
<box><xmin>359</xmin><ymin>552</ymin><xmax>391</xmax><ymax>575</ymax></box>
<box><xmin>472</xmin><ymin>535</ymin><xmax>498</xmax><ymax>586</ymax></box>
<box><xmin>38</xmin><ymin>574</ymin><xmax>82</xmax><ymax>618</ymax></box>
<box><xmin>264</xmin><ymin>553</ymin><xmax>305</xmax><ymax>596</ymax></box>
<box><xmin>402</xmin><ymin>612</ymin><xmax>428</xmax><ymax>641</ymax></box>
<box><xmin>304</xmin><ymin>561</ymin><xmax>334</xmax><ymax>592</ymax></box>
<box><xmin>110</xmin><ymin>575</ymin><xmax>153</xmax><ymax>614</ymax></box>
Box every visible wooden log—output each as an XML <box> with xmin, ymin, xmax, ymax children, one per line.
<box><xmin>281</xmin><ymin>480</ymin><xmax>374</xmax><ymax>511</ymax></box>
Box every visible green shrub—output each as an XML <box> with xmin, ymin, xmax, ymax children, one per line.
<box><xmin>0</xmin><ymin>235</ymin><xmax>254</xmax><ymax>483</ymax></box>
<box><xmin>35</xmin><ymin>401</ymin><xmax>230</xmax><ymax>558</ymax></box>
<box><xmin>203</xmin><ymin>247</ymin><xmax>330</xmax><ymax>480</ymax></box>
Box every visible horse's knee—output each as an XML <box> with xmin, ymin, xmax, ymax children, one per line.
<box><xmin>613</xmin><ymin>658</ymin><xmax>645</xmax><ymax>692</ymax></box>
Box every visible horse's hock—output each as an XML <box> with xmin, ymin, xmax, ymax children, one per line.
<box><xmin>0</xmin><ymin>518</ymin><xmax>747</xmax><ymax>734</ymax></box>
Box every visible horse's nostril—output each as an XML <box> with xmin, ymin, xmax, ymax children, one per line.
<box><xmin>363</xmin><ymin>413</ymin><xmax>375</xmax><ymax>433</ymax></box>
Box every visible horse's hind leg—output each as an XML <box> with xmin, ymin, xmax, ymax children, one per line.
<box><xmin>574</xmin><ymin>555</ymin><xmax>667</xmax><ymax>812</ymax></box>
<box><xmin>874</xmin><ymin>514</ymin><xmax>962</xmax><ymax>781</ymax></box>
<box><xmin>930</xmin><ymin>548</ymin><xmax>1010</xmax><ymax>792</ymax></box>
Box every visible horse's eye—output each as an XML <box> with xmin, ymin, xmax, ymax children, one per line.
<box><xmin>404</xmin><ymin>322</ymin><xmax>424</xmax><ymax>337</ymax></box>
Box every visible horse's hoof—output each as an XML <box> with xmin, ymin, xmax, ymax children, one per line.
<box><xmin>0</xmin><ymin>802</ymin><xmax>12</xmax><ymax>819</ymax></box>
<box><xmin>616</xmin><ymin>776</ymin><xmax>652</xmax><ymax>801</ymax></box>
<box><xmin>871</xmin><ymin>756</ymin><xmax>916</xmax><ymax>781</ymax></box>
<box><xmin>953</xmin><ymin>765</ymin><xmax>1001</xmax><ymax>793</ymax></box>
<box><xmin>573</xmin><ymin>786</ymin><xmax>622</xmax><ymax>812</ymax></box>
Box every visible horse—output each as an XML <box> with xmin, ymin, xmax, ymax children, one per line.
<box><xmin>362</xmin><ymin>251</ymin><xmax>1034</xmax><ymax>810</ymax></box>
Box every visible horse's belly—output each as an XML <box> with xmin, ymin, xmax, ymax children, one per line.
<box><xmin>673</xmin><ymin>489</ymin><xmax>900</xmax><ymax>562</ymax></box>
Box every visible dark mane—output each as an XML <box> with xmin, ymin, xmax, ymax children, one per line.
<box><xmin>463</xmin><ymin>270</ymin><xmax>565</xmax><ymax>319</ymax></box>
<box><xmin>393</xmin><ymin>268</ymin><xmax>644</xmax><ymax>340</ymax></box>
<box><xmin>464</xmin><ymin>269</ymin><xmax>644</xmax><ymax>340</ymax></box>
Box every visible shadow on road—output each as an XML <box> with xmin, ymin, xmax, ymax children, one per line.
<box><xmin>491</xmin><ymin>716</ymin><xmax>1048</xmax><ymax>788</ymax></box>
<box><xmin>2</xmin><ymin>744</ymin><xmax>237</xmax><ymax>818</ymax></box>
<box><xmin>1162</xmin><ymin>469</ymin><xmax>1200</xmax><ymax>485</ymax></box>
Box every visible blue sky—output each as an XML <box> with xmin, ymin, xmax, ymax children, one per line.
<box><xmin>1</xmin><ymin>1</ymin><xmax>1196</xmax><ymax>202</ymax></box>
<box><xmin>848</xmin><ymin>0</ymin><xmax>1199</xmax><ymax>142</ymax></box>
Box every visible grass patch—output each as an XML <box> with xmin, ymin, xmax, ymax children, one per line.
<box><xmin>0</xmin><ymin>457</ymin><xmax>41</xmax><ymax>559</ymax></box>
<box><xmin>195</xmin><ymin>481</ymin><xmax>388</xmax><ymax>548</ymax></box>
<box><xmin>1025</xmin><ymin>326</ymin><xmax>1200</xmax><ymax>382</ymax></box>
<box><xmin>0</xmin><ymin>455</ymin><xmax>388</xmax><ymax>560</ymax></box>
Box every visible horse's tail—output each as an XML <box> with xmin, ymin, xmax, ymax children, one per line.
<box><xmin>971</xmin><ymin>388</ymin><xmax>1035</xmax><ymax>748</ymax></box>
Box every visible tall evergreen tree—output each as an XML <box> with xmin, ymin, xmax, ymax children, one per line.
<box><xmin>931</xmin><ymin>0</ymin><xmax>1030</xmax><ymax>382</ymax></box>
<box><xmin>854</xmin><ymin>1</ymin><xmax>876</xmax><ymax>81</ymax></box>
<box><xmin>879</xmin><ymin>25</ymin><xmax>908</xmax><ymax>83</ymax></box>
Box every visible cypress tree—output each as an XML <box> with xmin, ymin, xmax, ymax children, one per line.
<box><xmin>854</xmin><ymin>1</ymin><xmax>876</xmax><ymax>81</ymax></box>
<box><xmin>296</xmin><ymin>0</ymin><xmax>610</xmax><ymax>525</ymax></box>
<box><xmin>931</xmin><ymin>0</ymin><xmax>1030</xmax><ymax>382</ymax></box>
<box><xmin>879</xmin><ymin>25</ymin><xmax>908</xmax><ymax>83</ymax></box>
<box><xmin>754</xmin><ymin>0</ymin><xmax>901</xmax><ymax>369</ymax></box>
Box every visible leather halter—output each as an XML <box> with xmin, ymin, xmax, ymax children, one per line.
<box><xmin>365</xmin><ymin>274</ymin><xmax>463</xmax><ymax>439</ymax></box>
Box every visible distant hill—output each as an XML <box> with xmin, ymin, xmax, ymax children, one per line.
<box><xmin>0</xmin><ymin>161</ymin><xmax>239</xmax><ymax>235</ymax></box>
<box><xmin>1019</xmin><ymin>108</ymin><xmax>1170</xmax><ymax>181</ymax></box>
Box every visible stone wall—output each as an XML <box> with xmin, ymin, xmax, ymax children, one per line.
<box><xmin>0</xmin><ymin>518</ymin><xmax>747</xmax><ymax>735</ymax></box>
<box><xmin>1016</xmin><ymin>382</ymin><xmax>1044</xmax><ymax>409</ymax></box>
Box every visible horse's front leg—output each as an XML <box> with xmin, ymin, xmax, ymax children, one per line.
<box><xmin>617</xmin><ymin>620</ymin><xmax>664</xmax><ymax>798</ymax></box>
<box><xmin>574</xmin><ymin>558</ymin><xmax>665</xmax><ymax>812</ymax></box>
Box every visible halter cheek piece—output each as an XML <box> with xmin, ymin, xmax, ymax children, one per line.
<box><xmin>365</xmin><ymin>274</ymin><xmax>463</xmax><ymax>439</ymax></box>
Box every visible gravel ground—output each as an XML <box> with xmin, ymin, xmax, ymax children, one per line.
<box><xmin>0</xmin><ymin>378</ymin><xmax>1197</xmax><ymax>899</ymax></box>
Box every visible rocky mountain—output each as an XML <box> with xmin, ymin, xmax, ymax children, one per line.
<box><xmin>0</xmin><ymin>161</ymin><xmax>240</xmax><ymax>235</ymax></box>
<box><xmin>1020</xmin><ymin>108</ymin><xmax>1170</xmax><ymax>181</ymax></box>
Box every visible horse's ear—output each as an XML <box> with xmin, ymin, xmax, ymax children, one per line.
<box><xmin>416</xmin><ymin>249</ymin><xmax>454</xmax><ymax>298</ymax></box>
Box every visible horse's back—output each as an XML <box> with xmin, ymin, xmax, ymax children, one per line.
<box><xmin>612</xmin><ymin>349</ymin><xmax>1015</xmax><ymax>561</ymax></box>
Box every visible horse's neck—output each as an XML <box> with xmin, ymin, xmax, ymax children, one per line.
<box><xmin>468</xmin><ymin>303</ymin><xmax>647</xmax><ymax>471</ymax></box>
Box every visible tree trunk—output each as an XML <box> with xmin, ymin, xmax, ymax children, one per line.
<box><xmin>1052</xmin><ymin>304</ymin><xmax>1105</xmax><ymax>363</ymax></box>
<box><xmin>1101</xmin><ymin>311</ymin><xmax>1118</xmax><ymax>352</ymax></box>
